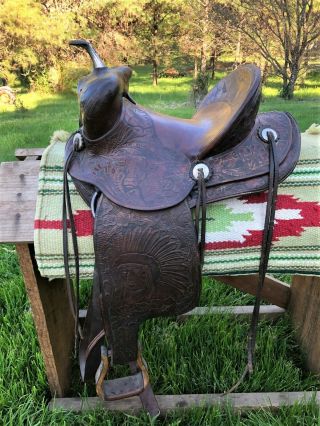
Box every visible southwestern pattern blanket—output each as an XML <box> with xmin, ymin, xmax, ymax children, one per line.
<box><xmin>34</xmin><ymin>130</ymin><xmax>320</xmax><ymax>278</ymax></box>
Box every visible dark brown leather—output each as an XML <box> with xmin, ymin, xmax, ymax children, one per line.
<box><xmin>63</xmin><ymin>41</ymin><xmax>301</xmax><ymax>414</ymax></box>
<box><xmin>66</xmin><ymin>108</ymin><xmax>300</xmax><ymax>211</ymax></box>
<box><xmin>189</xmin><ymin>111</ymin><xmax>301</xmax><ymax>207</ymax></box>
<box><xmin>75</xmin><ymin>55</ymin><xmax>261</xmax><ymax>155</ymax></box>
<box><xmin>80</xmin><ymin>197</ymin><xmax>200</xmax><ymax>374</ymax></box>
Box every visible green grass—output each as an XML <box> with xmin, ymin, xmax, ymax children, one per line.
<box><xmin>1</xmin><ymin>66</ymin><xmax>319</xmax><ymax>162</ymax></box>
<box><xmin>0</xmin><ymin>67</ymin><xmax>320</xmax><ymax>424</ymax></box>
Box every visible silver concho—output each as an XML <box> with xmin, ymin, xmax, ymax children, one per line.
<box><xmin>192</xmin><ymin>163</ymin><xmax>210</xmax><ymax>180</ymax></box>
<box><xmin>259</xmin><ymin>127</ymin><xmax>278</xmax><ymax>143</ymax></box>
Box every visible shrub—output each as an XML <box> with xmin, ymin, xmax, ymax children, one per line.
<box><xmin>30</xmin><ymin>63</ymin><xmax>90</xmax><ymax>93</ymax></box>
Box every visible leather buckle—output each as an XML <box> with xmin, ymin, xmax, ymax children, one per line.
<box><xmin>95</xmin><ymin>346</ymin><xmax>150</xmax><ymax>401</ymax></box>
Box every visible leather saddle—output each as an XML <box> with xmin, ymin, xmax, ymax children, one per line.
<box><xmin>63</xmin><ymin>40</ymin><xmax>300</xmax><ymax>415</ymax></box>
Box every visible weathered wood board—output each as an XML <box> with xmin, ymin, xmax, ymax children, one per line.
<box><xmin>0</xmin><ymin>160</ymin><xmax>40</xmax><ymax>243</ymax></box>
<box><xmin>50</xmin><ymin>392</ymin><xmax>320</xmax><ymax>414</ymax></box>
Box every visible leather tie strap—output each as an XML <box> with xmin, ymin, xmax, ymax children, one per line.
<box><xmin>195</xmin><ymin>168</ymin><xmax>207</xmax><ymax>267</ymax></box>
<box><xmin>225</xmin><ymin>129</ymin><xmax>279</xmax><ymax>394</ymax></box>
<box><xmin>63</xmin><ymin>137</ymin><xmax>84</xmax><ymax>353</ymax></box>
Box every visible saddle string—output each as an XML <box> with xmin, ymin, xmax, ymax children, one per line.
<box><xmin>224</xmin><ymin>130</ymin><xmax>279</xmax><ymax>394</ymax></box>
<box><xmin>247</xmin><ymin>131</ymin><xmax>279</xmax><ymax>370</ymax></box>
<box><xmin>195</xmin><ymin>168</ymin><xmax>207</xmax><ymax>266</ymax></box>
<box><xmin>63</xmin><ymin>144</ymin><xmax>84</xmax><ymax>354</ymax></box>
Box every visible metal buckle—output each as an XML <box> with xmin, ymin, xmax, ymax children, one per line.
<box><xmin>95</xmin><ymin>346</ymin><xmax>150</xmax><ymax>401</ymax></box>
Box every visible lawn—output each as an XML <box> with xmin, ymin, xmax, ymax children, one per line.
<box><xmin>0</xmin><ymin>67</ymin><xmax>320</xmax><ymax>425</ymax></box>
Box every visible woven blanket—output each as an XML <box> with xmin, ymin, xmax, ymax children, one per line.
<box><xmin>34</xmin><ymin>129</ymin><xmax>320</xmax><ymax>279</ymax></box>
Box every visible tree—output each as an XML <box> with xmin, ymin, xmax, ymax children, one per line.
<box><xmin>0</xmin><ymin>0</ymin><xmax>73</xmax><ymax>86</ymax></box>
<box><xmin>216</xmin><ymin>0</ymin><xmax>320</xmax><ymax>99</ymax></box>
<box><xmin>72</xmin><ymin>0</ymin><xmax>143</xmax><ymax>65</ymax></box>
<box><xmin>135</xmin><ymin>0</ymin><xmax>184</xmax><ymax>85</ymax></box>
<box><xmin>179</xmin><ymin>1</ymin><xmax>235</xmax><ymax>80</ymax></box>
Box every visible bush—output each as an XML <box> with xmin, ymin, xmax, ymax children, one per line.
<box><xmin>57</xmin><ymin>64</ymin><xmax>90</xmax><ymax>93</ymax></box>
<box><xmin>30</xmin><ymin>71</ymin><xmax>53</xmax><ymax>93</ymax></box>
<box><xmin>159</xmin><ymin>68</ymin><xmax>186</xmax><ymax>78</ymax></box>
<box><xmin>30</xmin><ymin>63</ymin><xmax>90</xmax><ymax>93</ymax></box>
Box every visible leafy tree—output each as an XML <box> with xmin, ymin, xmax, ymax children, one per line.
<box><xmin>135</xmin><ymin>0</ymin><xmax>184</xmax><ymax>85</ymax></box>
<box><xmin>180</xmin><ymin>1</ymin><xmax>235</xmax><ymax>80</ymax></box>
<box><xmin>216</xmin><ymin>0</ymin><xmax>320</xmax><ymax>99</ymax></box>
<box><xmin>0</xmin><ymin>0</ymin><xmax>72</xmax><ymax>86</ymax></box>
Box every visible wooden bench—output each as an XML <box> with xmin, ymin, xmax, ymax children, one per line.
<box><xmin>0</xmin><ymin>148</ymin><xmax>319</xmax><ymax>413</ymax></box>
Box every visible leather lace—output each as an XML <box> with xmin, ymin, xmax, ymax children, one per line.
<box><xmin>225</xmin><ymin>130</ymin><xmax>279</xmax><ymax>394</ymax></box>
<box><xmin>195</xmin><ymin>168</ymin><xmax>207</xmax><ymax>267</ymax></box>
<box><xmin>63</xmin><ymin>142</ymin><xmax>83</xmax><ymax>354</ymax></box>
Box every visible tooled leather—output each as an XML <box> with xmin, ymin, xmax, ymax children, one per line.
<box><xmin>66</xmin><ymin>100</ymin><xmax>195</xmax><ymax>211</ymax></box>
<box><xmin>67</xmin><ymin>109</ymin><xmax>300</xmax><ymax>212</ymax></box>
<box><xmin>188</xmin><ymin>112</ymin><xmax>301</xmax><ymax>208</ymax></box>
<box><xmin>64</xmin><ymin>63</ymin><xmax>301</xmax><ymax>386</ymax></box>
<box><xmin>93</xmin><ymin>197</ymin><xmax>200</xmax><ymax>364</ymax></box>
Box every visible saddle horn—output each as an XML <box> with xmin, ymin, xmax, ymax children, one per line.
<box><xmin>69</xmin><ymin>39</ymin><xmax>107</xmax><ymax>69</ymax></box>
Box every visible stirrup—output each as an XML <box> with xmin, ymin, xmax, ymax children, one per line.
<box><xmin>95</xmin><ymin>346</ymin><xmax>149</xmax><ymax>401</ymax></box>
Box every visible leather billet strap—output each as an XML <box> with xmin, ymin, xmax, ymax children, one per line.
<box><xmin>95</xmin><ymin>346</ymin><xmax>160</xmax><ymax>416</ymax></box>
<box><xmin>225</xmin><ymin>129</ymin><xmax>280</xmax><ymax>394</ymax></box>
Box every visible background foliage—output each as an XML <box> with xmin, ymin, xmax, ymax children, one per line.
<box><xmin>0</xmin><ymin>0</ymin><xmax>319</xmax><ymax>97</ymax></box>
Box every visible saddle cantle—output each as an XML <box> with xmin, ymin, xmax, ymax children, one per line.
<box><xmin>63</xmin><ymin>40</ymin><xmax>300</xmax><ymax>415</ymax></box>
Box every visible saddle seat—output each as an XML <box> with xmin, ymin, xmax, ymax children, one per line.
<box><xmin>148</xmin><ymin>64</ymin><xmax>261</xmax><ymax>159</ymax></box>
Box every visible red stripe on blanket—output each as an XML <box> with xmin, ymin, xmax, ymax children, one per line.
<box><xmin>35</xmin><ymin>194</ymin><xmax>320</xmax><ymax>247</ymax></box>
<box><xmin>35</xmin><ymin>210</ymin><xmax>94</xmax><ymax>237</ymax></box>
<box><xmin>206</xmin><ymin>194</ymin><xmax>320</xmax><ymax>250</ymax></box>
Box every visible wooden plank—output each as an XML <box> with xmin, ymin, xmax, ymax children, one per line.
<box><xmin>16</xmin><ymin>243</ymin><xmax>75</xmax><ymax>397</ymax></box>
<box><xmin>289</xmin><ymin>275</ymin><xmax>320</xmax><ymax>373</ymax></box>
<box><xmin>79</xmin><ymin>305</ymin><xmax>285</xmax><ymax>322</ymax></box>
<box><xmin>215</xmin><ymin>275</ymin><xmax>291</xmax><ymax>309</ymax></box>
<box><xmin>49</xmin><ymin>392</ymin><xmax>320</xmax><ymax>414</ymax></box>
<box><xmin>15</xmin><ymin>148</ymin><xmax>45</xmax><ymax>160</ymax></box>
<box><xmin>0</xmin><ymin>161</ymin><xmax>40</xmax><ymax>243</ymax></box>
<box><xmin>25</xmin><ymin>156</ymin><xmax>40</xmax><ymax>161</ymax></box>
<box><xmin>179</xmin><ymin>305</ymin><xmax>285</xmax><ymax>321</ymax></box>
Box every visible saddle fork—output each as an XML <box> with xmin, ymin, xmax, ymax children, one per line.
<box><xmin>95</xmin><ymin>346</ymin><xmax>160</xmax><ymax>416</ymax></box>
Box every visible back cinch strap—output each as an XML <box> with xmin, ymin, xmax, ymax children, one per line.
<box><xmin>225</xmin><ymin>130</ymin><xmax>280</xmax><ymax>394</ymax></box>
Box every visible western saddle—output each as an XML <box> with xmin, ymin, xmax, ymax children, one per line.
<box><xmin>62</xmin><ymin>40</ymin><xmax>300</xmax><ymax>416</ymax></box>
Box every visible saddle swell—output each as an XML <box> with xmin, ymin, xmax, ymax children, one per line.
<box><xmin>63</xmin><ymin>41</ymin><xmax>301</xmax><ymax>415</ymax></box>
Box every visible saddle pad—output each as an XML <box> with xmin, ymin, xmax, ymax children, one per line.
<box><xmin>34</xmin><ymin>129</ymin><xmax>320</xmax><ymax>278</ymax></box>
